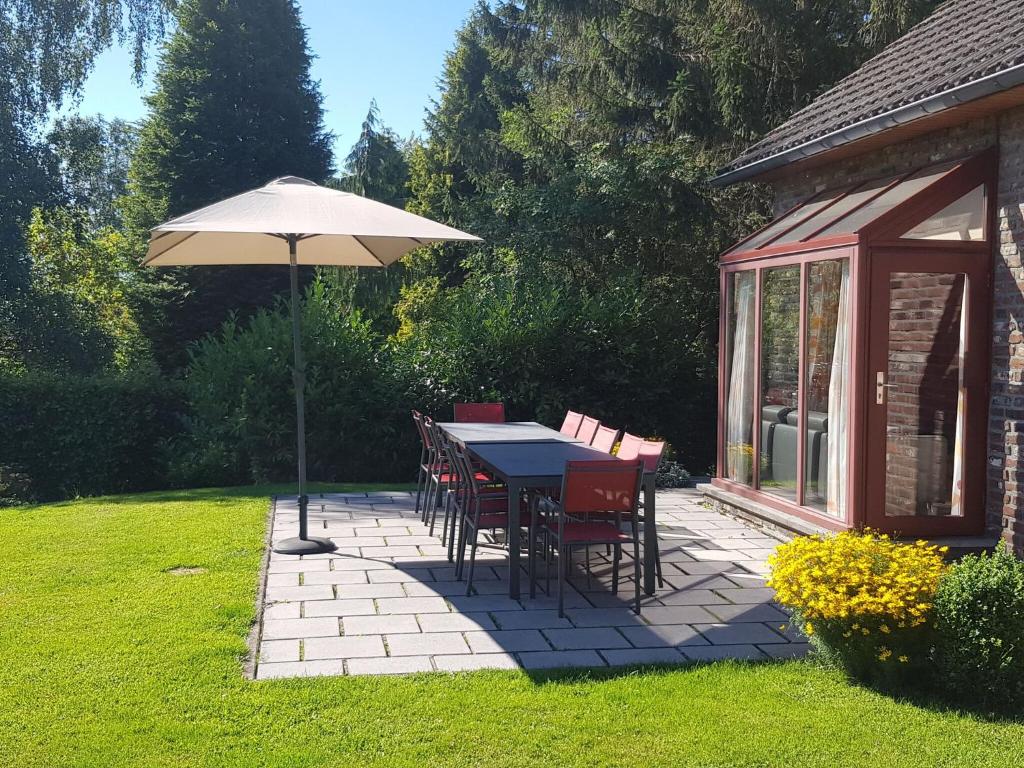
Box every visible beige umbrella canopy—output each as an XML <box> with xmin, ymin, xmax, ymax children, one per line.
<box><xmin>144</xmin><ymin>176</ymin><xmax>481</xmax><ymax>555</ymax></box>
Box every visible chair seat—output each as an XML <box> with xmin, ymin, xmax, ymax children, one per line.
<box><xmin>546</xmin><ymin>520</ymin><xmax>632</xmax><ymax>544</ymax></box>
<box><xmin>436</xmin><ymin>473</ymin><xmax>491</xmax><ymax>483</ymax></box>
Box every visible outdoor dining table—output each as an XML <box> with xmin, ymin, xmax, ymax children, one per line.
<box><xmin>438</xmin><ymin>425</ymin><xmax>659</xmax><ymax>600</ymax></box>
<box><xmin>437</xmin><ymin>421</ymin><xmax>582</xmax><ymax>446</ymax></box>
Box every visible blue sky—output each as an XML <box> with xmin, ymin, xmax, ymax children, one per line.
<box><xmin>62</xmin><ymin>0</ymin><xmax>480</xmax><ymax>159</ymax></box>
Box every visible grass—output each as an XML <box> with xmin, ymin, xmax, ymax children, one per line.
<box><xmin>1</xmin><ymin>485</ymin><xmax>1022</xmax><ymax>768</ymax></box>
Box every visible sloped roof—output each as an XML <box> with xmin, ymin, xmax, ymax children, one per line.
<box><xmin>716</xmin><ymin>0</ymin><xmax>1024</xmax><ymax>185</ymax></box>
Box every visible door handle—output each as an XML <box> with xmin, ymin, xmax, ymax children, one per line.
<box><xmin>875</xmin><ymin>371</ymin><xmax>896</xmax><ymax>404</ymax></box>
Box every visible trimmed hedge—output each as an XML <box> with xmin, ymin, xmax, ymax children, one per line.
<box><xmin>0</xmin><ymin>371</ymin><xmax>186</xmax><ymax>503</ymax></box>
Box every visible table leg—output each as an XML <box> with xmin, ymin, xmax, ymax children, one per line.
<box><xmin>643</xmin><ymin>473</ymin><xmax>656</xmax><ymax>595</ymax></box>
<box><xmin>507</xmin><ymin>479</ymin><xmax>522</xmax><ymax>600</ymax></box>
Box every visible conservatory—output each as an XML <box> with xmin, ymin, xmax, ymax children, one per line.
<box><xmin>713</xmin><ymin>149</ymin><xmax>995</xmax><ymax>537</ymax></box>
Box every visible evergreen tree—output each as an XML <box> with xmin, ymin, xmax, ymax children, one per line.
<box><xmin>127</xmin><ymin>0</ymin><xmax>333</xmax><ymax>365</ymax></box>
<box><xmin>324</xmin><ymin>102</ymin><xmax>410</xmax><ymax>334</ymax></box>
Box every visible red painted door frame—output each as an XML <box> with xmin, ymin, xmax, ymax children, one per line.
<box><xmin>862</xmin><ymin>246</ymin><xmax>991</xmax><ymax>536</ymax></box>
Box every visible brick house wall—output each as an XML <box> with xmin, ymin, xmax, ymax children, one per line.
<box><xmin>768</xmin><ymin>106</ymin><xmax>1024</xmax><ymax>555</ymax></box>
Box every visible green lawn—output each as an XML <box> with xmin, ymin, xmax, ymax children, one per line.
<box><xmin>1</xmin><ymin>486</ymin><xmax>1021</xmax><ymax>768</ymax></box>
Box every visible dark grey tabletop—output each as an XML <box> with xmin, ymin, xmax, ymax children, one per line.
<box><xmin>468</xmin><ymin>441</ymin><xmax>618</xmax><ymax>481</ymax></box>
<box><xmin>437</xmin><ymin>421</ymin><xmax>580</xmax><ymax>446</ymax></box>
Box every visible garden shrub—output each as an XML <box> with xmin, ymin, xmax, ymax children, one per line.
<box><xmin>768</xmin><ymin>530</ymin><xmax>947</xmax><ymax>685</ymax></box>
<box><xmin>932</xmin><ymin>551</ymin><xmax>1024</xmax><ymax>711</ymax></box>
<box><xmin>175</xmin><ymin>280</ymin><xmax>414</xmax><ymax>487</ymax></box>
<box><xmin>0</xmin><ymin>370</ymin><xmax>186</xmax><ymax>503</ymax></box>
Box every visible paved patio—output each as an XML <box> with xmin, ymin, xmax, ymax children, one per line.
<box><xmin>253</xmin><ymin>488</ymin><xmax>807</xmax><ymax>679</ymax></box>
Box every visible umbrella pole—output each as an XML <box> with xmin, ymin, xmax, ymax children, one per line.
<box><xmin>273</xmin><ymin>236</ymin><xmax>336</xmax><ymax>556</ymax></box>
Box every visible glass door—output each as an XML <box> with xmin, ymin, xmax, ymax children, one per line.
<box><xmin>865</xmin><ymin>250</ymin><xmax>989</xmax><ymax>536</ymax></box>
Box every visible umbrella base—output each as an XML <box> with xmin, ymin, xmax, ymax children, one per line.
<box><xmin>272</xmin><ymin>536</ymin><xmax>337</xmax><ymax>555</ymax></box>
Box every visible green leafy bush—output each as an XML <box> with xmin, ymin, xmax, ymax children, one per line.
<box><xmin>175</xmin><ymin>280</ymin><xmax>413</xmax><ymax>487</ymax></box>
<box><xmin>392</xmin><ymin>267</ymin><xmax>717</xmax><ymax>472</ymax></box>
<box><xmin>932</xmin><ymin>551</ymin><xmax>1024</xmax><ymax>711</ymax></box>
<box><xmin>0</xmin><ymin>370</ymin><xmax>185</xmax><ymax>502</ymax></box>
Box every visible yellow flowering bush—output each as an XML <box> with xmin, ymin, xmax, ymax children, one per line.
<box><xmin>768</xmin><ymin>530</ymin><xmax>947</xmax><ymax>683</ymax></box>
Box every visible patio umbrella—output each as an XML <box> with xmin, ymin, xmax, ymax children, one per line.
<box><xmin>144</xmin><ymin>176</ymin><xmax>481</xmax><ymax>554</ymax></box>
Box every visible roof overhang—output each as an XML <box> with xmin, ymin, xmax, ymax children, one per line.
<box><xmin>711</xmin><ymin>63</ymin><xmax>1024</xmax><ymax>187</ymax></box>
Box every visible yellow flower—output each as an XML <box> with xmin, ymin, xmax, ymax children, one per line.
<box><xmin>898</xmin><ymin>655</ymin><xmax>909</xmax><ymax>663</ymax></box>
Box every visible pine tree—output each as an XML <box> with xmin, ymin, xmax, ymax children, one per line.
<box><xmin>126</xmin><ymin>0</ymin><xmax>332</xmax><ymax>365</ymax></box>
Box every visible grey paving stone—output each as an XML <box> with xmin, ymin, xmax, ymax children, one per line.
<box><xmin>332</xmin><ymin>583</ymin><xmax>406</xmax><ymax>599</ymax></box>
<box><xmin>260</xmin><ymin>639</ymin><xmax>300</xmax><ymax>663</ymax></box>
<box><xmin>256</xmin><ymin>660</ymin><xmax>345</xmax><ymax>680</ymax></box>
<box><xmin>661</xmin><ymin>572</ymin><xmax>739</xmax><ymax>590</ymax></box>
<box><xmin>447</xmin><ymin>596</ymin><xmax>524</xmax><ymax>613</ymax></box>
<box><xmin>716</xmin><ymin>588</ymin><xmax>777</xmax><ymax>604</ymax></box>
<box><xmin>376</xmin><ymin>597</ymin><xmax>450</xmax><ymax>615</ymax></box>
<box><xmin>434</xmin><ymin>653</ymin><xmax>518</xmax><ymax>672</ymax></box>
<box><xmin>322</xmin><ymin>557</ymin><xmax>394</xmax><ymax>571</ymax></box>
<box><xmin>302</xmin><ymin>599</ymin><xmax>377</xmax><ymax>618</ymax></box>
<box><xmin>705</xmin><ymin>603</ymin><xmax>789</xmax><ymax>623</ymax></box>
<box><xmin>656</xmin><ymin>589</ymin><xmax>730</xmax><ymax>606</ymax></box>
<box><xmin>640</xmin><ymin>605</ymin><xmax>719</xmax><ymax>625</ymax></box>
<box><xmin>417</xmin><ymin>612</ymin><xmax>496</xmax><ymax>633</ymax></box>
<box><xmin>693</xmin><ymin>622</ymin><xmax>786</xmax><ymax>645</ymax></box>
<box><xmin>267</xmin><ymin>558</ymin><xmax>332</xmax><ymax>574</ymax></box>
<box><xmin>266</xmin><ymin>573</ymin><xmax>299</xmax><ymax>587</ymax></box>
<box><xmin>367</xmin><ymin>568</ymin><xmax>434</xmax><ymax>583</ymax></box>
<box><xmin>465</xmin><ymin>630</ymin><xmax>550</xmax><ymax>653</ymax></box>
<box><xmin>723</xmin><ymin>573</ymin><xmax>769</xmax><ymax>589</ymax></box>
<box><xmin>682</xmin><ymin>644</ymin><xmax>766</xmax><ymax>662</ymax></box>
<box><xmin>304</xmin><ymin>635</ymin><xmax>387</xmax><ymax>660</ymax></box>
<box><xmin>759</xmin><ymin>643</ymin><xmax>810</xmax><ymax>659</ymax></box>
<box><xmin>264</xmin><ymin>585</ymin><xmax>335</xmax><ymax>603</ymax></box>
<box><xmin>619</xmin><ymin>624</ymin><xmax>708</xmax><ymax>648</ymax></box>
<box><xmin>330</xmin><ymin>537</ymin><xmax>386</xmax><ymax>548</ymax></box>
<box><xmin>383</xmin><ymin>535</ymin><xmax>440</xmax><ymax>546</ymax></box>
<box><xmin>262</xmin><ymin>617</ymin><xmax>340</xmax><ymax>640</ymax></box>
<box><xmin>361</xmin><ymin>546</ymin><xmax>422</xmax><ymax>558</ymax></box>
<box><xmin>347</xmin><ymin>656</ymin><xmax>433</xmax><ymax>676</ymax></box>
<box><xmin>517</xmin><ymin>650</ymin><xmax>606</xmax><ymax>669</ymax></box>
<box><xmin>302</xmin><ymin>571</ymin><xmax>376</xmax><ymax>586</ymax></box>
<box><xmin>387</xmin><ymin>631</ymin><xmax>469</xmax><ymax>656</ymax></box>
<box><xmin>543</xmin><ymin>627</ymin><xmax>630</xmax><ymax>650</ymax></box>
<box><xmin>263</xmin><ymin>602</ymin><xmax>301</xmax><ymax>620</ymax></box>
<box><xmin>491</xmin><ymin>610</ymin><xmax>571</xmax><ymax>630</ymax></box>
<box><xmin>601</xmin><ymin>648</ymin><xmax>687</xmax><ymax>666</ymax></box>
<box><xmin>343</xmin><ymin>614</ymin><xmax>420</xmax><ymax>635</ymax></box>
<box><xmin>564</xmin><ymin>609</ymin><xmax>646</xmax><ymax>628</ymax></box>
<box><xmin>403</xmin><ymin>581</ymin><xmax>466</xmax><ymax>597</ymax></box>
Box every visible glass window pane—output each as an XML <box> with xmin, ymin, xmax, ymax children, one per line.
<box><xmin>884</xmin><ymin>272</ymin><xmax>966</xmax><ymax>518</ymax></box>
<box><xmin>803</xmin><ymin>259</ymin><xmax>849</xmax><ymax>518</ymax></box>
<box><xmin>732</xmin><ymin>188</ymin><xmax>847</xmax><ymax>252</ymax></box>
<box><xmin>775</xmin><ymin>176</ymin><xmax>899</xmax><ymax>244</ymax></box>
<box><xmin>760</xmin><ymin>266</ymin><xmax>801</xmax><ymax>500</ymax></box>
<box><xmin>903</xmin><ymin>185</ymin><xmax>986</xmax><ymax>241</ymax></box>
<box><xmin>816</xmin><ymin>160</ymin><xmax>960</xmax><ymax>238</ymax></box>
<box><xmin>724</xmin><ymin>271</ymin><xmax>756</xmax><ymax>485</ymax></box>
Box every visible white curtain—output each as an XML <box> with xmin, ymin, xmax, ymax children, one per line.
<box><xmin>826</xmin><ymin>261</ymin><xmax>850</xmax><ymax>519</ymax></box>
<box><xmin>726</xmin><ymin>273</ymin><xmax>756</xmax><ymax>483</ymax></box>
<box><xmin>950</xmin><ymin>278</ymin><xmax>968</xmax><ymax>516</ymax></box>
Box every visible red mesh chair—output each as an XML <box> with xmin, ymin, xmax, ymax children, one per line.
<box><xmin>576</xmin><ymin>415</ymin><xmax>600</xmax><ymax>445</ymax></box>
<box><xmin>534</xmin><ymin>459</ymin><xmax>644</xmax><ymax>616</ymax></box>
<box><xmin>450</xmin><ymin>443</ymin><xmax>532</xmax><ymax>594</ymax></box>
<box><xmin>590</xmin><ymin>425</ymin><xmax>621</xmax><ymax>454</ymax></box>
<box><xmin>559</xmin><ymin>410</ymin><xmax>584</xmax><ymax>437</ymax></box>
<box><xmin>453</xmin><ymin>402</ymin><xmax>506</xmax><ymax>423</ymax></box>
<box><xmin>612</xmin><ymin>435</ymin><xmax>667</xmax><ymax>587</ymax></box>
<box><xmin>412</xmin><ymin>411</ymin><xmax>431</xmax><ymax>518</ymax></box>
<box><xmin>426</xmin><ymin>421</ymin><xmax>496</xmax><ymax>542</ymax></box>
<box><xmin>615</xmin><ymin>432</ymin><xmax>644</xmax><ymax>460</ymax></box>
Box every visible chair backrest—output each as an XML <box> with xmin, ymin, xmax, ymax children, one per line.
<box><xmin>559</xmin><ymin>459</ymin><xmax>643</xmax><ymax>517</ymax></box>
<box><xmin>590</xmin><ymin>425</ymin><xmax>621</xmax><ymax>454</ymax></box>
<box><xmin>559</xmin><ymin>410</ymin><xmax>584</xmax><ymax>437</ymax></box>
<box><xmin>422</xmin><ymin>416</ymin><xmax>440</xmax><ymax>451</ymax></box>
<box><xmin>616</xmin><ymin>432</ymin><xmax>644</xmax><ymax>460</ymax></box>
<box><xmin>450</xmin><ymin>443</ymin><xmax>484</xmax><ymax>497</ymax></box>
<box><xmin>576</xmin><ymin>416</ymin><xmax>600</xmax><ymax>445</ymax></box>
<box><xmin>638</xmin><ymin>440</ymin><xmax>666</xmax><ymax>473</ymax></box>
<box><xmin>454</xmin><ymin>402</ymin><xmax>506</xmax><ymax>423</ymax></box>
